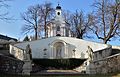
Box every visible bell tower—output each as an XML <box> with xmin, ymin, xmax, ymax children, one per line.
<box><xmin>55</xmin><ymin>4</ymin><xmax>62</xmax><ymax>36</ymax></box>
<box><xmin>55</xmin><ymin>4</ymin><xmax>62</xmax><ymax>17</ymax></box>
<box><xmin>47</xmin><ymin>3</ymin><xmax>71</xmax><ymax>37</ymax></box>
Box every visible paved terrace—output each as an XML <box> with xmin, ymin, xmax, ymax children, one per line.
<box><xmin>31</xmin><ymin>70</ymin><xmax>82</xmax><ymax>76</ymax></box>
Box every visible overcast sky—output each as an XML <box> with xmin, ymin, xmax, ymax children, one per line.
<box><xmin>0</xmin><ymin>0</ymin><xmax>119</xmax><ymax>46</ymax></box>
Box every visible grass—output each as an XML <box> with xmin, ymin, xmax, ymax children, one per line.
<box><xmin>0</xmin><ymin>74</ymin><xmax>116</xmax><ymax>77</ymax></box>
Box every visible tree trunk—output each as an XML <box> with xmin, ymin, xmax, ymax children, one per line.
<box><xmin>103</xmin><ymin>40</ymin><xmax>107</xmax><ymax>44</ymax></box>
<box><xmin>76</xmin><ymin>29</ymin><xmax>83</xmax><ymax>39</ymax></box>
<box><xmin>35</xmin><ymin>27</ymin><xmax>37</xmax><ymax>40</ymax></box>
<box><xmin>44</xmin><ymin>24</ymin><xmax>47</xmax><ymax>38</ymax></box>
<box><xmin>77</xmin><ymin>33</ymin><xmax>83</xmax><ymax>39</ymax></box>
<box><xmin>44</xmin><ymin>17</ymin><xmax>47</xmax><ymax>38</ymax></box>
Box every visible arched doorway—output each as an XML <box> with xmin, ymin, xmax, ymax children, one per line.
<box><xmin>56</xmin><ymin>34</ymin><xmax>61</xmax><ymax>36</ymax></box>
<box><xmin>53</xmin><ymin>42</ymin><xmax>64</xmax><ymax>58</ymax></box>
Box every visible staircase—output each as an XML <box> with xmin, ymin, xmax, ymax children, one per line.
<box><xmin>9</xmin><ymin>44</ymin><xmax>32</xmax><ymax>75</ymax></box>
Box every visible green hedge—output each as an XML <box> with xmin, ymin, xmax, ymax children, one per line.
<box><xmin>33</xmin><ymin>58</ymin><xmax>86</xmax><ymax>70</ymax></box>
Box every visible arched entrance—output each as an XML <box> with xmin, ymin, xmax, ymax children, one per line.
<box><xmin>54</xmin><ymin>42</ymin><xmax>64</xmax><ymax>58</ymax></box>
<box><xmin>50</xmin><ymin>39</ymin><xmax>68</xmax><ymax>59</ymax></box>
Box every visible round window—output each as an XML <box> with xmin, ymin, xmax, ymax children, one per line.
<box><xmin>57</xmin><ymin>12</ymin><xmax>60</xmax><ymax>15</ymax></box>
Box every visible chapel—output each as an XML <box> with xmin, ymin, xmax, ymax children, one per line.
<box><xmin>9</xmin><ymin>4</ymin><xmax>113</xmax><ymax>74</ymax></box>
<box><xmin>46</xmin><ymin>4</ymin><xmax>71</xmax><ymax>37</ymax></box>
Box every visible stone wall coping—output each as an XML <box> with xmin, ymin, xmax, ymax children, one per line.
<box><xmin>93</xmin><ymin>52</ymin><xmax>120</xmax><ymax>62</ymax></box>
<box><xmin>94</xmin><ymin>44</ymin><xmax>111</xmax><ymax>53</ymax></box>
<box><xmin>0</xmin><ymin>53</ymin><xmax>23</xmax><ymax>62</ymax></box>
<box><xmin>10</xmin><ymin>44</ymin><xmax>25</xmax><ymax>51</ymax></box>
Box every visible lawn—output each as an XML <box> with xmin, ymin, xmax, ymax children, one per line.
<box><xmin>0</xmin><ymin>74</ymin><xmax>117</xmax><ymax>77</ymax></box>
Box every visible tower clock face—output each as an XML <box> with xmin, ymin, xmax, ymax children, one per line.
<box><xmin>57</xmin><ymin>12</ymin><xmax>60</xmax><ymax>15</ymax></box>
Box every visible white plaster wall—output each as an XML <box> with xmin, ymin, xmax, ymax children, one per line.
<box><xmin>48</xmin><ymin>23</ymin><xmax>66</xmax><ymax>37</ymax></box>
<box><xmin>12</xmin><ymin>37</ymin><xmax>109</xmax><ymax>59</ymax></box>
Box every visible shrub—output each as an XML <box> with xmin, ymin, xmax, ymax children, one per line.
<box><xmin>33</xmin><ymin>58</ymin><xmax>86</xmax><ymax>70</ymax></box>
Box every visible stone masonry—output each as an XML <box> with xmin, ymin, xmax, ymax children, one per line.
<box><xmin>93</xmin><ymin>53</ymin><xmax>120</xmax><ymax>74</ymax></box>
<box><xmin>0</xmin><ymin>54</ymin><xmax>24</xmax><ymax>74</ymax></box>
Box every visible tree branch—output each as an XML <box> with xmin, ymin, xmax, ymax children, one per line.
<box><xmin>95</xmin><ymin>30</ymin><xmax>104</xmax><ymax>40</ymax></box>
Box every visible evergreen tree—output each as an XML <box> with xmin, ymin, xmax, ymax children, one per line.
<box><xmin>23</xmin><ymin>35</ymin><xmax>29</xmax><ymax>41</ymax></box>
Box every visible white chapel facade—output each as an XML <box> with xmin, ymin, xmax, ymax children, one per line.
<box><xmin>47</xmin><ymin>4</ymin><xmax>71</xmax><ymax>37</ymax></box>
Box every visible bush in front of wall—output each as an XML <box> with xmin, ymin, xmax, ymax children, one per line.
<box><xmin>33</xmin><ymin>58</ymin><xmax>86</xmax><ymax>70</ymax></box>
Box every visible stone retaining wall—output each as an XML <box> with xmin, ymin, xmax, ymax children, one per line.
<box><xmin>74</xmin><ymin>45</ymin><xmax>112</xmax><ymax>74</ymax></box>
<box><xmin>93</xmin><ymin>45</ymin><xmax>112</xmax><ymax>61</ymax></box>
<box><xmin>93</xmin><ymin>53</ymin><xmax>120</xmax><ymax>74</ymax></box>
<box><xmin>0</xmin><ymin>54</ymin><xmax>24</xmax><ymax>74</ymax></box>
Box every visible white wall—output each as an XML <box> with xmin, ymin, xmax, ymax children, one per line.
<box><xmin>11</xmin><ymin>37</ymin><xmax>109</xmax><ymax>59</ymax></box>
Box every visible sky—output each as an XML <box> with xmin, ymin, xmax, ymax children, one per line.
<box><xmin>0</xmin><ymin>0</ymin><xmax>120</xmax><ymax>46</ymax></box>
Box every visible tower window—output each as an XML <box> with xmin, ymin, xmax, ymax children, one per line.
<box><xmin>57</xmin><ymin>26</ymin><xmax>60</xmax><ymax>31</ymax></box>
<box><xmin>57</xmin><ymin>12</ymin><xmax>60</xmax><ymax>15</ymax></box>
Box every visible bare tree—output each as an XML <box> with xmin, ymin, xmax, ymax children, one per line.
<box><xmin>63</xmin><ymin>10</ymin><xmax>93</xmax><ymax>39</ymax></box>
<box><xmin>70</xmin><ymin>10</ymin><xmax>91</xmax><ymax>39</ymax></box>
<box><xmin>21</xmin><ymin>2</ymin><xmax>54</xmax><ymax>39</ymax></box>
<box><xmin>39</xmin><ymin>2</ymin><xmax>54</xmax><ymax>38</ymax></box>
<box><xmin>21</xmin><ymin>4</ymin><xmax>41</xmax><ymax>40</ymax></box>
<box><xmin>63</xmin><ymin>10</ymin><xmax>72</xmax><ymax>24</ymax></box>
<box><xmin>62</xmin><ymin>10</ymin><xmax>74</xmax><ymax>36</ymax></box>
<box><xmin>91</xmin><ymin>0</ymin><xmax>120</xmax><ymax>44</ymax></box>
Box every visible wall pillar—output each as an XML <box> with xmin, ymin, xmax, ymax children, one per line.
<box><xmin>50</xmin><ymin>46</ymin><xmax>53</xmax><ymax>59</ymax></box>
<box><xmin>86</xmin><ymin>60</ymin><xmax>96</xmax><ymax>74</ymax></box>
<box><xmin>22</xmin><ymin>60</ymin><xmax>32</xmax><ymax>75</ymax></box>
<box><xmin>64</xmin><ymin>45</ymin><xmax>68</xmax><ymax>58</ymax></box>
